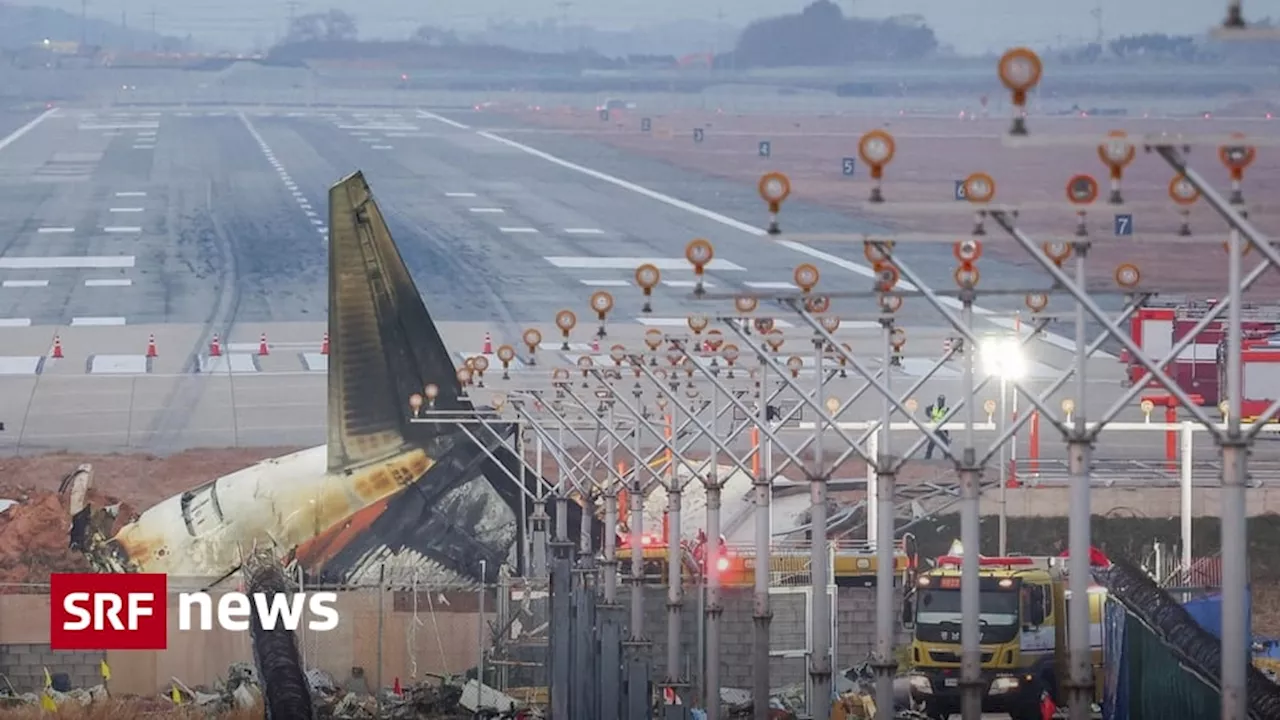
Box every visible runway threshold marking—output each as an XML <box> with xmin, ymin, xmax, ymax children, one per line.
<box><xmin>469</xmin><ymin>126</ymin><xmax>1103</xmax><ymax>358</ymax></box>
<box><xmin>37</xmin><ymin>227</ymin><xmax>75</xmax><ymax>234</ymax></box>
<box><xmin>85</xmin><ymin>279</ymin><xmax>132</xmax><ymax>287</ymax></box>
<box><xmin>0</xmin><ymin>107</ymin><xmax>58</xmax><ymax>154</ymax></box>
<box><xmin>544</xmin><ymin>256</ymin><xmax>745</xmax><ymax>271</ymax></box>
<box><xmin>72</xmin><ymin>316</ymin><xmax>127</xmax><ymax>326</ymax></box>
<box><xmin>564</xmin><ymin>228</ymin><xmax>605</xmax><ymax>235</ymax></box>
<box><xmin>103</xmin><ymin>226</ymin><xmax>142</xmax><ymax>233</ymax></box>
<box><xmin>445</xmin><ymin>192</ymin><xmax>477</xmax><ymax>198</ymax></box>
<box><xmin>0</xmin><ymin>256</ymin><xmax>134</xmax><ymax>269</ymax></box>
<box><xmin>2</xmin><ymin>280</ymin><xmax>48</xmax><ymax>288</ymax></box>
<box><xmin>115</xmin><ymin>191</ymin><xmax>146</xmax><ymax>197</ymax></box>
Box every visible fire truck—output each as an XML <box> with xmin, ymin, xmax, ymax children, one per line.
<box><xmin>1218</xmin><ymin>338</ymin><xmax>1280</xmax><ymax>422</ymax></box>
<box><xmin>1124</xmin><ymin>300</ymin><xmax>1280</xmax><ymax>406</ymax></box>
<box><xmin>615</xmin><ymin>531</ymin><xmax>912</xmax><ymax>587</ymax></box>
<box><xmin>903</xmin><ymin>544</ymin><xmax>1108</xmax><ymax>720</ymax></box>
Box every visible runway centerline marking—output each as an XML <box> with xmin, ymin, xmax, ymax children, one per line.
<box><xmin>0</xmin><ymin>256</ymin><xmax>134</xmax><ymax>269</ymax></box>
<box><xmin>2</xmin><ymin>280</ymin><xmax>48</xmax><ymax>288</ymax></box>
<box><xmin>103</xmin><ymin>226</ymin><xmax>142</xmax><ymax>233</ymax></box>
<box><xmin>564</xmin><ymin>228</ymin><xmax>605</xmax><ymax>235</ymax></box>
<box><xmin>499</xmin><ymin>227</ymin><xmax>539</xmax><ymax>234</ymax></box>
<box><xmin>109</xmin><ymin>208</ymin><xmax>144</xmax><ymax>213</ymax></box>
<box><xmin>445</xmin><ymin>192</ymin><xmax>477</xmax><ymax>198</ymax></box>
<box><xmin>472</xmin><ymin>128</ymin><xmax>1100</xmax><ymax>357</ymax></box>
<box><xmin>85</xmin><ymin>279</ymin><xmax>132</xmax><ymax>287</ymax></box>
<box><xmin>37</xmin><ymin>227</ymin><xmax>75</xmax><ymax>234</ymax></box>
<box><xmin>469</xmin><ymin>208</ymin><xmax>505</xmax><ymax>214</ymax></box>
<box><xmin>115</xmin><ymin>191</ymin><xmax>146</xmax><ymax>197</ymax></box>
<box><xmin>239</xmin><ymin>111</ymin><xmax>324</xmax><ymax>245</ymax></box>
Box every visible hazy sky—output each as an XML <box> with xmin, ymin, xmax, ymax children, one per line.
<box><xmin>26</xmin><ymin>0</ymin><xmax>1277</xmax><ymax>54</ymax></box>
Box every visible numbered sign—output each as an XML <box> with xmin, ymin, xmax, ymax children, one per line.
<box><xmin>842</xmin><ymin>157</ymin><xmax>856</xmax><ymax>176</ymax></box>
<box><xmin>954</xmin><ymin>180</ymin><xmax>967</xmax><ymax>201</ymax></box>
<box><xmin>759</xmin><ymin>140</ymin><xmax>771</xmax><ymax>157</ymax></box>
<box><xmin>641</xmin><ymin>117</ymin><xmax>651</xmax><ymax>132</ymax></box>
<box><xmin>599</xmin><ymin>108</ymin><xmax>610</xmax><ymax>122</ymax></box>
<box><xmin>693</xmin><ymin>127</ymin><xmax>704</xmax><ymax>143</ymax></box>
<box><xmin>1114</xmin><ymin>214</ymin><xmax>1133</xmax><ymax>236</ymax></box>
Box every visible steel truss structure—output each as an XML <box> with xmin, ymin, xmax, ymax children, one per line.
<box><xmin>399</xmin><ymin>51</ymin><xmax>1280</xmax><ymax>720</ymax></box>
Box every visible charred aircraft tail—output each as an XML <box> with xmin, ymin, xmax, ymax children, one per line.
<box><xmin>297</xmin><ymin>172</ymin><xmax>588</xmax><ymax>585</ymax></box>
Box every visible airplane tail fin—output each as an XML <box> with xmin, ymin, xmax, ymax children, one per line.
<box><xmin>325</xmin><ymin>171</ymin><xmax>467</xmax><ymax>472</ymax></box>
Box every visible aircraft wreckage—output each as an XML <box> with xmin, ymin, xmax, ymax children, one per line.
<box><xmin>64</xmin><ymin>170</ymin><xmax>588</xmax><ymax>588</ymax></box>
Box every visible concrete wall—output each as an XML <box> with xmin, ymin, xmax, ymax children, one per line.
<box><xmin>0</xmin><ymin>645</ymin><xmax>106</xmax><ymax>693</ymax></box>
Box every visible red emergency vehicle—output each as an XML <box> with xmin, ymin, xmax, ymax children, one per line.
<box><xmin>1123</xmin><ymin>300</ymin><xmax>1280</xmax><ymax>406</ymax></box>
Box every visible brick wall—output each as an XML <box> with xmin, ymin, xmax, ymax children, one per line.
<box><xmin>0</xmin><ymin>644</ymin><xmax>105</xmax><ymax>693</ymax></box>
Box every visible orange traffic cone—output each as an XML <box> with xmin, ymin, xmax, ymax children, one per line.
<box><xmin>210</xmin><ymin>334</ymin><xmax>222</xmax><ymax>357</ymax></box>
<box><xmin>320</xmin><ymin>332</ymin><xmax>329</xmax><ymax>355</ymax></box>
<box><xmin>50</xmin><ymin>335</ymin><xmax>63</xmax><ymax>359</ymax></box>
<box><xmin>257</xmin><ymin>333</ymin><xmax>269</xmax><ymax>356</ymax></box>
<box><xmin>146</xmin><ymin>334</ymin><xmax>157</xmax><ymax>358</ymax></box>
<box><xmin>392</xmin><ymin>677</ymin><xmax>402</xmax><ymax>696</ymax></box>
<box><xmin>482</xmin><ymin>331</ymin><xmax>493</xmax><ymax>354</ymax></box>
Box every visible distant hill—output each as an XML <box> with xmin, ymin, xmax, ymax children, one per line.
<box><xmin>0</xmin><ymin>2</ymin><xmax>177</xmax><ymax>51</ymax></box>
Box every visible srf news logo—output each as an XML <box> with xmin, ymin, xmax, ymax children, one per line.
<box><xmin>50</xmin><ymin>573</ymin><xmax>339</xmax><ymax>651</ymax></box>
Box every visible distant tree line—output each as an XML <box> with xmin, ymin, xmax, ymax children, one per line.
<box><xmin>726</xmin><ymin>0</ymin><xmax>939</xmax><ymax>67</ymax></box>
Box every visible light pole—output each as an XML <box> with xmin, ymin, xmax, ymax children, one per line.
<box><xmin>981</xmin><ymin>335</ymin><xmax>1026</xmax><ymax>556</ymax></box>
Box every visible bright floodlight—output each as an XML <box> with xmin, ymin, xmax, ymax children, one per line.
<box><xmin>981</xmin><ymin>336</ymin><xmax>1026</xmax><ymax>380</ymax></box>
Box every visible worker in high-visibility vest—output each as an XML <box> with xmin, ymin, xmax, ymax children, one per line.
<box><xmin>924</xmin><ymin>394</ymin><xmax>950</xmax><ymax>459</ymax></box>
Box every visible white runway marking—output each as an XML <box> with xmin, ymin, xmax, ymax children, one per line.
<box><xmin>78</xmin><ymin>123</ymin><xmax>158</xmax><ymax>131</ymax></box>
<box><xmin>2</xmin><ymin>280</ymin><xmax>48</xmax><ymax>288</ymax></box>
<box><xmin>337</xmin><ymin>124</ymin><xmax>419</xmax><ymax>131</ymax></box>
<box><xmin>637</xmin><ymin>316</ymin><xmax>795</xmax><ymax>329</ymax></box>
<box><xmin>445</xmin><ymin>192</ymin><xmax>477</xmax><ymax>198</ymax></box>
<box><xmin>0</xmin><ymin>256</ymin><xmax>134</xmax><ymax>269</ymax></box>
<box><xmin>115</xmin><ymin>191</ymin><xmax>146</xmax><ymax>197</ymax></box>
<box><xmin>132</xmin><ymin>145</ymin><xmax>155</xmax><ymax>150</ymax></box>
<box><xmin>37</xmin><ymin>227</ymin><xmax>75</xmax><ymax>234</ymax></box>
<box><xmin>564</xmin><ymin>228</ymin><xmax>605</xmax><ymax>235</ymax></box>
<box><xmin>103</xmin><ymin>226</ymin><xmax>142</xmax><ymax>233</ymax></box>
<box><xmin>359</xmin><ymin>137</ymin><xmax>380</xmax><ymax>143</ymax></box>
<box><xmin>499</xmin><ymin>227</ymin><xmax>539</xmax><ymax>234</ymax></box>
<box><xmin>109</xmin><ymin>207</ymin><xmax>144</xmax><ymax>213</ymax></box>
<box><xmin>349</xmin><ymin>131</ymin><xmax>369</xmax><ymax>136</ymax></box>
<box><xmin>89</xmin><ymin>354</ymin><xmax>147</xmax><ymax>374</ymax></box>
<box><xmin>472</xmin><ymin>129</ymin><xmax>1097</xmax><ymax>357</ymax></box>
<box><xmin>663</xmin><ymin>280</ymin><xmax>714</xmax><ymax>288</ymax></box>
<box><xmin>239</xmin><ymin>111</ymin><xmax>323</xmax><ymax>245</ymax></box>
<box><xmin>0</xmin><ymin>318</ymin><xmax>32</xmax><ymax>327</ymax></box>
<box><xmin>416</xmin><ymin>110</ymin><xmax>470</xmax><ymax>130</ymax></box>
<box><xmin>72</xmin><ymin>316</ymin><xmax>127</xmax><ymax>326</ymax></box>
<box><xmin>85</xmin><ymin>279</ymin><xmax>132</xmax><ymax>287</ymax></box>
<box><xmin>745</xmin><ymin>281</ymin><xmax>795</xmax><ymax>290</ymax></box>
<box><xmin>580</xmin><ymin>279</ymin><xmax>631</xmax><ymax>287</ymax></box>
<box><xmin>0</xmin><ymin>357</ymin><xmax>42</xmax><ymax>375</ymax></box>
<box><xmin>371</xmin><ymin>145</ymin><xmax>393</xmax><ymax>149</ymax></box>
<box><xmin>469</xmin><ymin>208</ymin><xmax>505</xmax><ymax>214</ymax></box>
<box><xmin>544</xmin><ymin>256</ymin><xmax>745</xmax><ymax>271</ymax></box>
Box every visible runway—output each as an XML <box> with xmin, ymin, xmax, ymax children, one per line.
<box><xmin>0</xmin><ymin>104</ymin><xmax>1218</xmax><ymax>456</ymax></box>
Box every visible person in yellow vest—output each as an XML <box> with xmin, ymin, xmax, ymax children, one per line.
<box><xmin>924</xmin><ymin>394</ymin><xmax>950</xmax><ymax>459</ymax></box>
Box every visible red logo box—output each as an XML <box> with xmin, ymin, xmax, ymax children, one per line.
<box><xmin>50</xmin><ymin>573</ymin><xmax>168</xmax><ymax>650</ymax></box>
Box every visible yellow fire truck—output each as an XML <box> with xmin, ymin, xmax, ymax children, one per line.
<box><xmin>903</xmin><ymin>545</ymin><xmax>1107</xmax><ymax>720</ymax></box>
<box><xmin>615</xmin><ymin>532</ymin><xmax>912</xmax><ymax>587</ymax></box>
